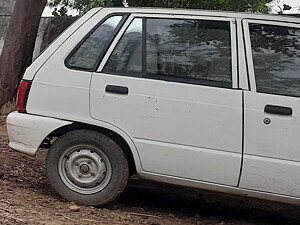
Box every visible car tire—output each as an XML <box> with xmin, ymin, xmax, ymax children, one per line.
<box><xmin>46</xmin><ymin>129</ymin><xmax>129</xmax><ymax>206</ymax></box>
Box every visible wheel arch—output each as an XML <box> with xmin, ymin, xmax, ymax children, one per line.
<box><xmin>44</xmin><ymin>122</ymin><xmax>138</xmax><ymax>176</ymax></box>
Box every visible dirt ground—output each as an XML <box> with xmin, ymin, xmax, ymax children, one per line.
<box><xmin>1</xmin><ymin>116</ymin><xmax>300</xmax><ymax>225</ymax></box>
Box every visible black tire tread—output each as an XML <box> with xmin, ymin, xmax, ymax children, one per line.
<box><xmin>46</xmin><ymin>129</ymin><xmax>129</xmax><ymax>206</ymax></box>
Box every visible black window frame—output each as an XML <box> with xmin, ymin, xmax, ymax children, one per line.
<box><xmin>65</xmin><ymin>13</ymin><xmax>129</xmax><ymax>72</ymax></box>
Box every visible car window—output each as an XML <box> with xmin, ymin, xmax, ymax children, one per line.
<box><xmin>103</xmin><ymin>18</ymin><xmax>142</xmax><ymax>77</ymax></box>
<box><xmin>250</xmin><ymin>23</ymin><xmax>300</xmax><ymax>97</ymax></box>
<box><xmin>67</xmin><ymin>15</ymin><xmax>123</xmax><ymax>71</ymax></box>
<box><xmin>146</xmin><ymin>18</ymin><xmax>232</xmax><ymax>88</ymax></box>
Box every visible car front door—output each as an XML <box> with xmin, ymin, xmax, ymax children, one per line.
<box><xmin>240</xmin><ymin>20</ymin><xmax>300</xmax><ymax>197</ymax></box>
<box><xmin>90</xmin><ymin>14</ymin><xmax>243</xmax><ymax>186</ymax></box>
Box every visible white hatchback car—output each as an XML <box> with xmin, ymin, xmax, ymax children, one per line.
<box><xmin>6</xmin><ymin>7</ymin><xmax>300</xmax><ymax>206</ymax></box>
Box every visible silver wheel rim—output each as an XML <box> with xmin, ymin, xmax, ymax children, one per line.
<box><xmin>58</xmin><ymin>145</ymin><xmax>112</xmax><ymax>194</ymax></box>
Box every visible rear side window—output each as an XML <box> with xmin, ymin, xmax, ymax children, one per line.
<box><xmin>66</xmin><ymin>15</ymin><xmax>123</xmax><ymax>71</ymax></box>
<box><xmin>250</xmin><ymin>24</ymin><xmax>300</xmax><ymax>97</ymax></box>
<box><xmin>146</xmin><ymin>19</ymin><xmax>232</xmax><ymax>88</ymax></box>
<box><xmin>103</xmin><ymin>17</ymin><xmax>232</xmax><ymax>88</ymax></box>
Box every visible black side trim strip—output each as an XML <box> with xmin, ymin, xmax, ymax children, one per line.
<box><xmin>142</xmin><ymin>17</ymin><xmax>147</xmax><ymax>77</ymax></box>
<box><xmin>237</xmin><ymin>90</ymin><xmax>245</xmax><ymax>187</ymax></box>
<box><xmin>241</xmin><ymin>20</ymin><xmax>251</xmax><ymax>91</ymax></box>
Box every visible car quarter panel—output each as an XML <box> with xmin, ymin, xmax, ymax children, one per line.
<box><xmin>7</xmin><ymin>112</ymin><xmax>72</xmax><ymax>156</ymax></box>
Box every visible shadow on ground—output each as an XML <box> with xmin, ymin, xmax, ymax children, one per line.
<box><xmin>116</xmin><ymin>179</ymin><xmax>300</xmax><ymax>225</ymax></box>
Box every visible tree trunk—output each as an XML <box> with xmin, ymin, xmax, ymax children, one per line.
<box><xmin>0</xmin><ymin>0</ymin><xmax>47</xmax><ymax>115</ymax></box>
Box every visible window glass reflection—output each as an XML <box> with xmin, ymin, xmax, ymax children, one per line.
<box><xmin>68</xmin><ymin>16</ymin><xmax>123</xmax><ymax>70</ymax></box>
<box><xmin>250</xmin><ymin>24</ymin><xmax>300</xmax><ymax>97</ymax></box>
<box><xmin>146</xmin><ymin>19</ymin><xmax>232</xmax><ymax>88</ymax></box>
<box><xmin>103</xmin><ymin>18</ymin><xmax>142</xmax><ymax>76</ymax></box>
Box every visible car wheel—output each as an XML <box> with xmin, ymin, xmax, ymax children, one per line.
<box><xmin>46</xmin><ymin>129</ymin><xmax>129</xmax><ymax>206</ymax></box>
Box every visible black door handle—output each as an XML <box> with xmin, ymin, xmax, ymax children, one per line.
<box><xmin>264</xmin><ymin>105</ymin><xmax>292</xmax><ymax>116</ymax></box>
<box><xmin>105</xmin><ymin>85</ymin><xmax>129</xmax><ymax>95</ymax></box>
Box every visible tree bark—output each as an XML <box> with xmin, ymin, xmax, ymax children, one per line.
<box><xmin>0</xmin><ymin>0</ymin><xmax>47</xmax><ymax>114</ymax></box>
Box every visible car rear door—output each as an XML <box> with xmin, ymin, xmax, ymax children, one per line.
<box><xmin>90</xmin><ymin>13</ymin><xmax>243</xmax><ymax>186</ymax></box>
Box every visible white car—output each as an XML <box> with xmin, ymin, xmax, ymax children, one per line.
<box><xmin>6</xmin><ymin>7</ymin><xmax>300</xmax><ymax>206</ymax></box>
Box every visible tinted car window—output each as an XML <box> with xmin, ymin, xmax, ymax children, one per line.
<box><xmin>67</xmin><ymin>16</ymin><xmax>123</xmax><ymax>70</ymax></box>
<box><xmin>146</xmin><ymin>19</ymin><xmax>232</xmax><ymax>88</ymax></box>
<box><xmin>103</xmin><ymin>18</ymin><xmax>142</xmax><ymax>77</ymax></box>
<box><xmin>250</xmin><ymin>24</ymin><xmax>300</xmax><ymax>97</ymax></box>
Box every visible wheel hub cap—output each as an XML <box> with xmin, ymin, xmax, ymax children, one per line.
<box><xmin>59</xmin><ymin>147</ymin><xmax>112</xmax><ymax>193</ymax></box>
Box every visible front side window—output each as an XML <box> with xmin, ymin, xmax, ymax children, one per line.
<box><xmin>146</xmin><ymin>19</ymin><xmax>232</xmax><ymax>88</ymax></box>
<box><xmin>250</xmin><ymin>23</ymin><xmax>300</xmax><ymax>97</ymax></box>
<box><xmin>67</xmin><ymin>15</ymin><xmax>123</xmax><ymax>70</ymax></box>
